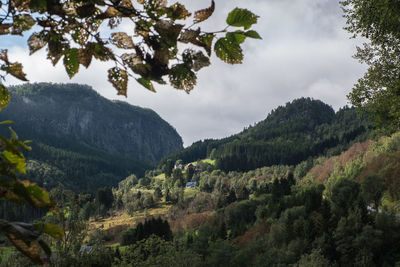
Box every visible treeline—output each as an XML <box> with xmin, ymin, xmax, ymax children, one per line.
<box><xmin>22</xmin><ymin>142</ymin><xmax>151</xmax><ymax>192</ymax></box>
<box><xmin>121</xmin><ymin>217</ymin><xmax>172</xmax><ymax>246</ymax></box>
<box><xmin>161</xmin><ymin>98</ymin><xmax>373</xmax><ymax>172</ymax></box>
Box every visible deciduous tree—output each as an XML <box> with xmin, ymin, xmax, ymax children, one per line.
<box><xmin>341</xmin><ymin>0</ymin><xmax>400</xmax><ymax>133</ymax></box>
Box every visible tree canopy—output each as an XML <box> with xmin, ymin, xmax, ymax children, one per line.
<box><xmin>341</xmin><ymin>0</ymin><xmax>400</xmax><ymax>133</ymax></box>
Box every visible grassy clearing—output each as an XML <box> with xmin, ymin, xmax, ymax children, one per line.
<box><xmin>89</xmin><ymin>203</ymin><xmax>172</xmax><ymax>231</ymax></box>
<box><xmin>189</xmin><ymin>158</ymin><xmax>216</xmax><ymax>165</ymax></box>
<box><xmin>184</xmin><ymin>187</ymin><xmax>200</xmax><ymax>199</ymax></box>
<box><xmin>201</xmin><ymin>159</ymin><xmax>216</xmax><ymax>165</ymax></box>
<box><xmin>155</xmin><ymin>173</ymin><xmax>166</xmax><ymax>180</ymax></box>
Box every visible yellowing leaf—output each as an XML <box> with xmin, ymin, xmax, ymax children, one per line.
<box><xmin>226</xmin><ymin>8</ymin><xmax>259</xmax><ymax>30</ymax></box>
<box><xmin>1</xmin><ymin>221</ymin><xmax>43</xmax><ymax>265</ymax></box>
<box><xmin>192</xmin><ymin>51</ymin><xmax>210</xmax><ymax>72</ymax></box>
<box><xmin>108</xmin><ymin>67</ymin><xmax>128</xmax><ymax>96</ymax></box>
<box><xmin>0</xmin><ymin>24</ymin><xmax>12</xmax><ymax>35</ymax></box>
<box><xmin>3</xmin><ymin>150</ymin><xmax>26</xmax><ymax>173</ymax></box>
<box><xmin>214</xmin><ymin>37</ymin><xmax>243</xmax><ymax>64</ymax></box>
<box><xmin>34</xmin><ymin>223</ymin><xmax>64</xmax><ymax>240</ymax></box>
<box><xmin>105</xmin><ymin>6</ymin><xmax>121</xmax><ymax>17</ymax></box>
<box><xmin>121</xmin><ymin>53</ymin><xmax>142</xmax><ymax>67</ymax></box>
<box><xmin>194</xmin><ymin>0</ymin><xmax>215</xmax><ymax>23</ymax></box>
<box><xmin>111</xmin><ymin>32</ymin><xmax>135</xmax><ymax>49</ymax></box>
<box><xmin>0</xmin><ymin>84</ymin><xmax>10</xmax><ymax>111</ymax></box>
<box><xmin>179</xmin><ymin>29</ymin><xmax>200</xmax><ymax>44</ymax></box>
<box><xmin>2</xmin><ymin>62</ymin><xmax>28</xmax><ymax>81</ymax></box>
<box><xmin>13</xmin><ymin>14</ymin><xmax>36</xmax><ymax>33</ymax></box>
<box><xmin>27</xmin><ymin>33</ymin><xmax>47</xmax><ymax>55</ymax></box>
<box><xmin>121</xmin><ymin>0</ymin><xmax>134</xmax><ymax>9</ymax></box>
<box><xmin>78</xmin><ymin>48</ymin><xmax>93</xmax><ymax>68</ymax></box>
<box><xmin>0</xmin><ymin>180</ymin><xmax>58</xmax><ymax>213</ymax></box>
<box><xmin>63</xmin><ymin>48</ymin><xmax>79</xmax><ymax>78</ymax></box>
<box><xmin>11</xmin><ymin>0</ymin><xmax>31</xmax><ymax>12</ymax></box>
<box><xmin>169</xmin><ymin>64</ymin><xmax>197</xmax><ymax>92</ymax></box>
<box><xmin>154</xmin><ymin>20</ymin><xmax>183</xmax><ymax>47</ymax></box>
<box><xmin>167</xmin><ymin>3</ymin><xmax>191</xmax><ymax>20</ymax></box>
<box><xmin>0</xmin><ymin>49</ymin><xmax>8</xmax><ymax>62</ymax></box>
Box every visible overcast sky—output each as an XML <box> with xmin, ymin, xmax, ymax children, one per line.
<box><xmin>4</xmin><ymin>0</ymin><xmax>366</xmax><ymax>146</ymax></box>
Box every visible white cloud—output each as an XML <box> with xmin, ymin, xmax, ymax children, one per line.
<box><xmin>3</xmin><ymin>0</ymin><xmax>367</xmax><ymax>146</ymax></box>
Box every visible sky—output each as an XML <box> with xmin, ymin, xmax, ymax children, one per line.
<box><xmin>3</xmin><ymin>0</ymin><xmax>367</xmax><ymax>146</ymax></box>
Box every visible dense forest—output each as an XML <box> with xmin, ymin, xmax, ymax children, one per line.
<box><xmin>161</xmin><ymin>98</ymin><xmax>373</xmax><ymax>172</ymax></box>
<box><xmin>2</xmin><ymin>129</ymin><xmax>399</xmax><ymax>267</ymax></box>
<box><xmin>0</xmin><ymin>83</ymin><xmax>183</xmax><ymax>191</ymax></box>
<box><xmin>1</xmin><ymin>0</ymin><xmax>400</xmax><ymax>265</ymax></box>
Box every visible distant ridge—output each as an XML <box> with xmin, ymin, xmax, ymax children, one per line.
<box><xmin>161</xmin><ymin>97</ymin><xmax>372</xmax><ymax>172</ymax></box>
<box><xmin>0</xmin><ymin>83</ymin><xmax>183</xmax><ymax>191</ymax></box>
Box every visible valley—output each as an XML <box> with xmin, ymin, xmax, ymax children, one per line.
<box><xmin>1</xmin><ymin>90</ymin><xmax>399</xmax><ymax>266</ymax></box>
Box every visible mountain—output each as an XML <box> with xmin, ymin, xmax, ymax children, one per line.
<box><xmin>0</xmin><ymin>83</ymin><xmax>183</xmax><ymax>191</ymax></box>
<box><xmin>161</xmin><ymin>98</ymin><xmax>373</xmax><ymax>172</ymax></box>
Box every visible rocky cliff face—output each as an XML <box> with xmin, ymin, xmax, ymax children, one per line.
<box><xmin>1</xmin><ymin>83</ymin><xmax>183</xmax><ymax>164</ymax></box>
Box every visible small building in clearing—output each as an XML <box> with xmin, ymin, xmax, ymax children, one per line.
<box><xmin>185</xmin><ymin>181</ymin><xmax>197</xmax><ymax>189</ymax></box>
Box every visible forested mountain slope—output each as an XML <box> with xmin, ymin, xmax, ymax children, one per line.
<box><xmin>0</xmin><ymin>83</ymin><xmax>183</xmax><ymax>191</ymax></box>
<box><xmin>161</xmin><ymin>98</ymin><xmax>372</xmax><ymax>172</ymax></box>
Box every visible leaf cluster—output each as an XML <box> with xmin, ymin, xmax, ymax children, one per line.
<box><xmin>0</xmin><ymin>0</ymin><xmax>260</xmax><ymax>95</ymax></box>
<box><xmin>0</xmin><ymin>122</ymin><xmax>63</xmax><ymax>264</ymax></box>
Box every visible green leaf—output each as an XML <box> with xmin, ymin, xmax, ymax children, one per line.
<box><xmin>0</xmin><ymin>84</ymin><xmax>10</xmax><ymax>110</ymax></box>
<box><xmin>108</xmin><ymin>67</ymin><xmax>128</xmax><ymax>96</ymax></box>
<box><xmin>3</xmin><ymin>150</ymin><xmax>26</xmax><ymax>173</ymax></box>
<box><xmin>226</xmin><ymin>31</ymin><xmax>246</xmax><ymax>44</ymax></box>
<box><xmin>245</xmin><ymin>30</ymin><xmax>262</xmax><ymax>39</ymax></box>
<box><xmin>214</xmin><ymin>37</ymin><xmax>243</xmax><ymax>64</ymax></box>
<box><xmin>34</xmin><ymin>223</ymin><xmax>64</xmax><ymax>240</ymax></box>
<box><xmin>29</xmin><ymin>0</ymin><xmax>47</xmax><ymax>11</ymax></box>
<box><xmin>198</xmin><ymin>34</ymin><xmax>215</xmax><ymax>56</ymax></box>
<box><xmin>226</xmin><ymin>8</ymin><xmax>259</xmax><ymax>30</ymax></box>
<box><xmin>63</xmin><ymin>48</ymin><xmax>79</xmax><ymax>78</ymax></box>
<box><xmin>0</xmin><ymin>180</ymin><xmax>58</xmax><ymax>213</ymax></box>
<box><xmin>89</xmin><ymin>42</ymin><xmax>115</xmax><ymax>62</ymax></box>
<box><xmin>136</xmin><ymin>78</ymin><xmax>156</xmax><ymax>92</ymax></box>
<box><xmin>0</xmin><ymin>120</ymin><xmax>13</xmax><ymax>125</ymax></box>
<box><xmin>169</xmin><ymin>64</ymin><xmax>197</xmax><ymax>92</ymax></box>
